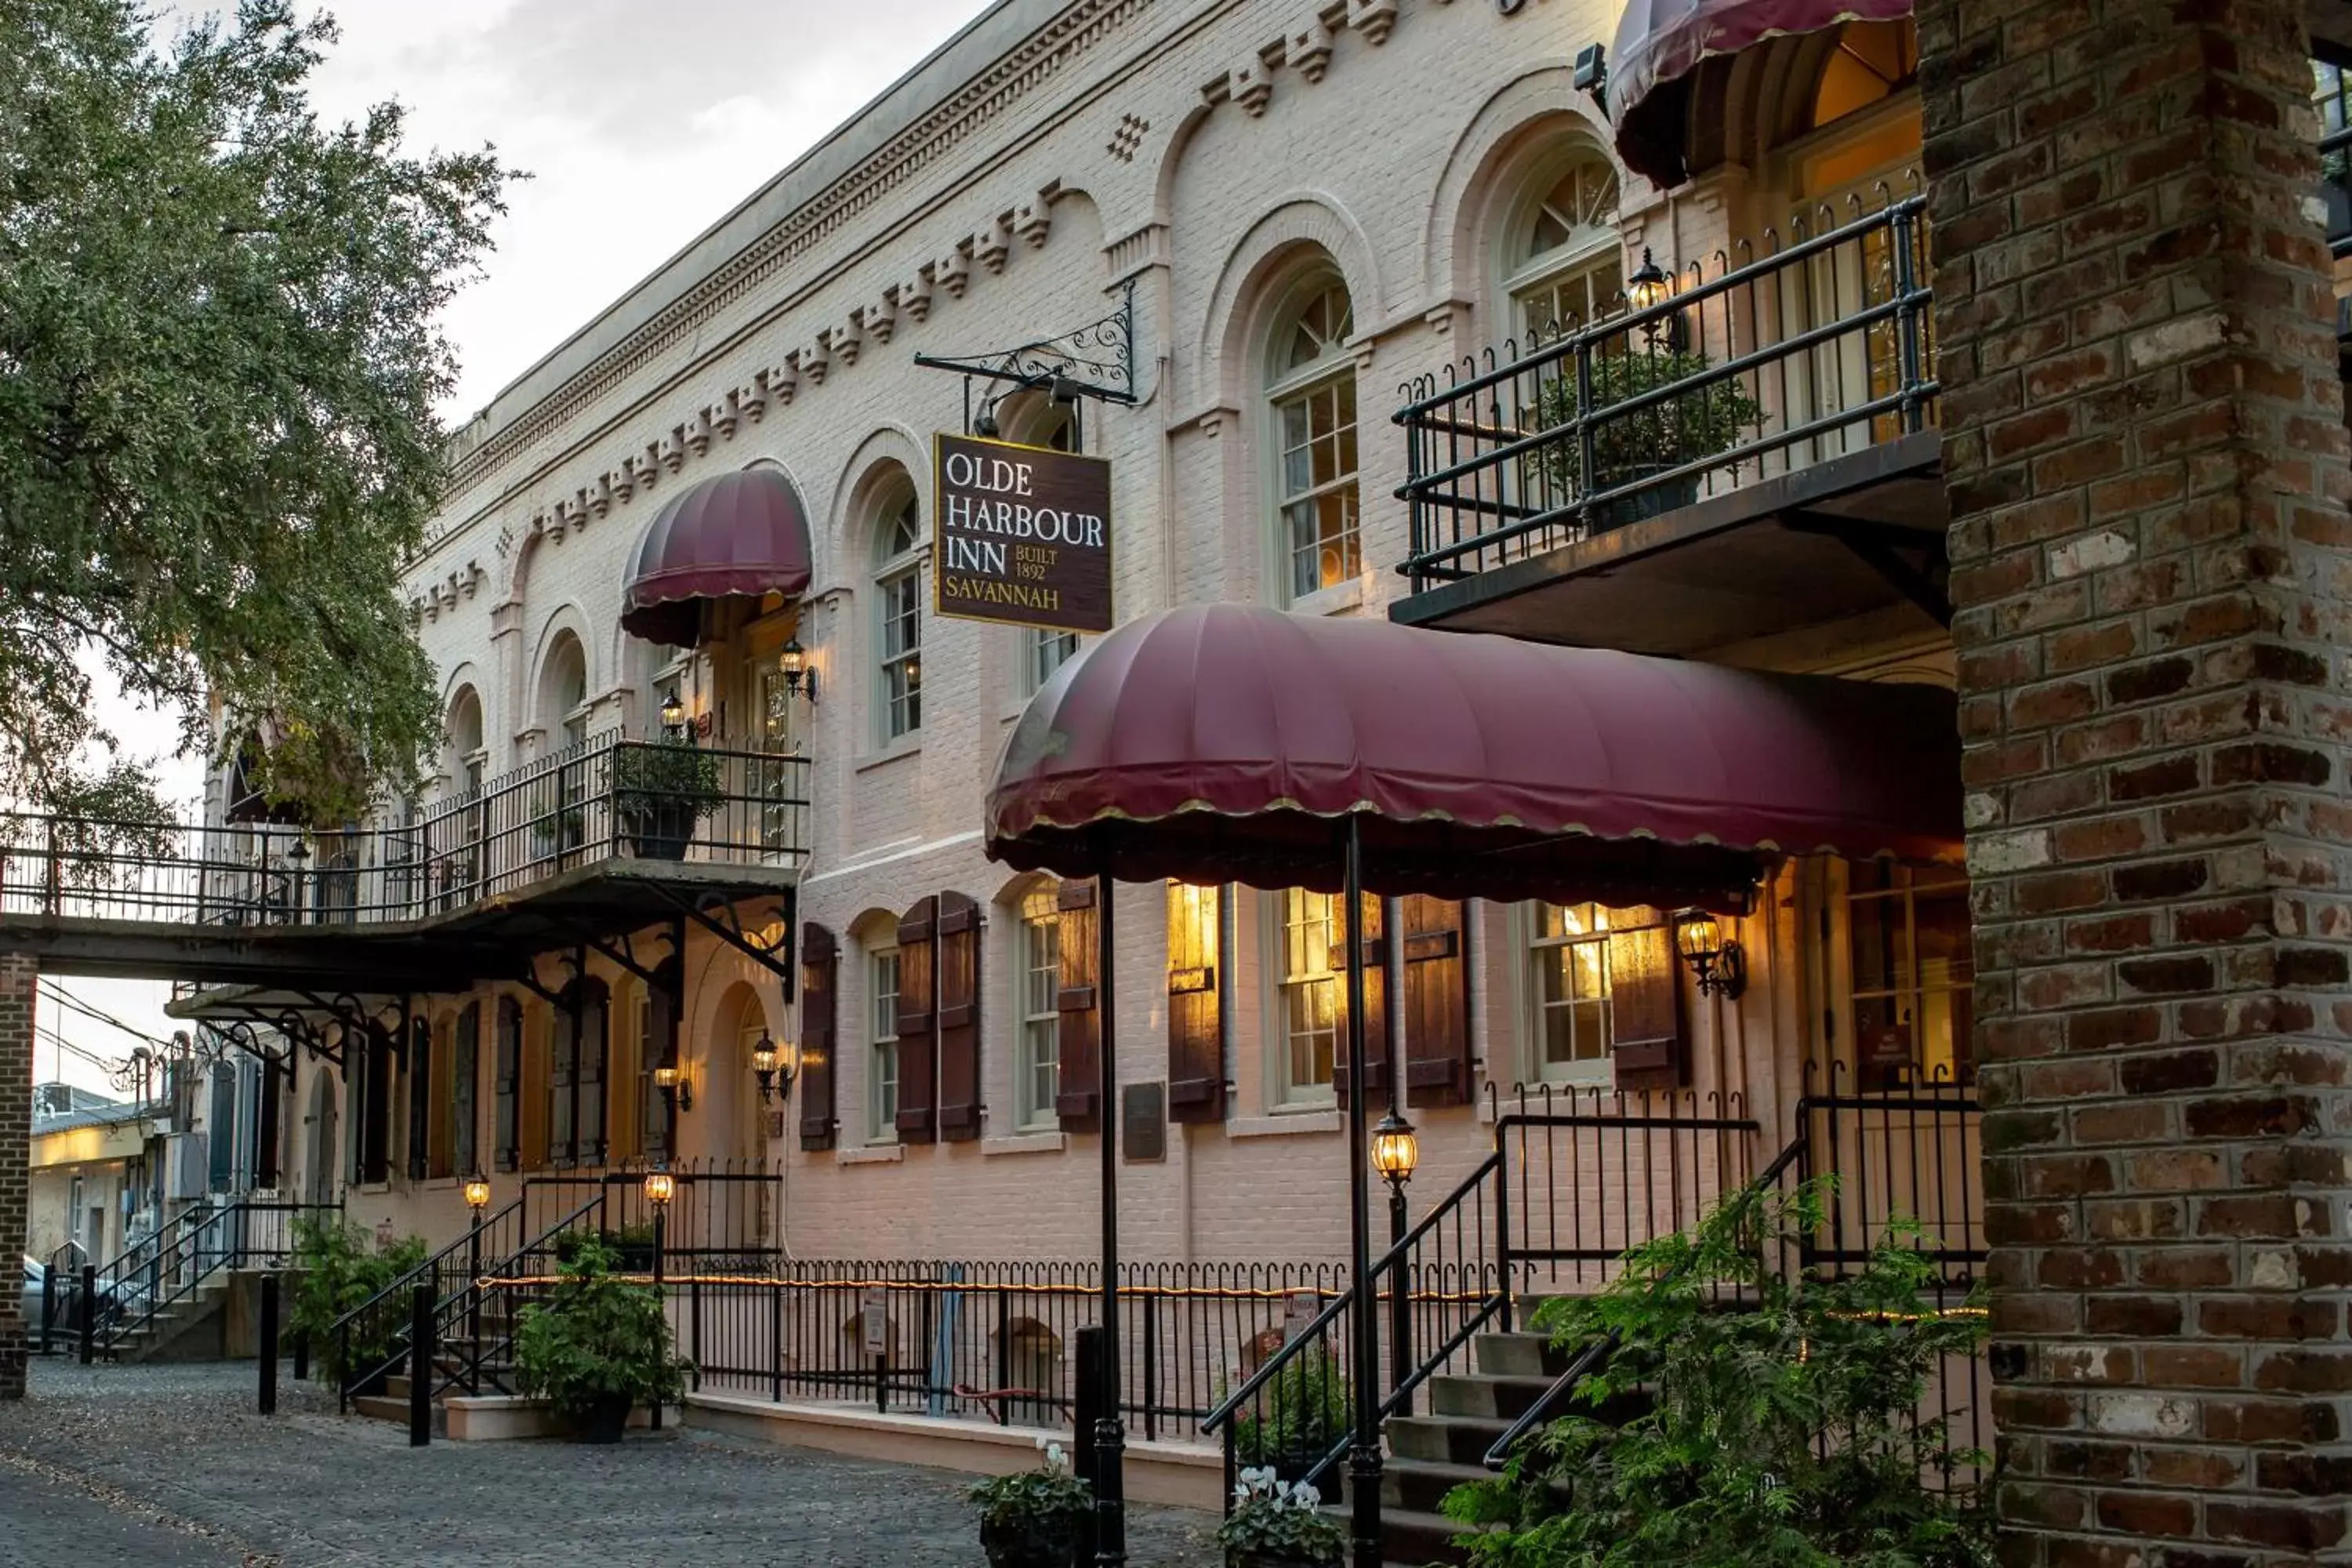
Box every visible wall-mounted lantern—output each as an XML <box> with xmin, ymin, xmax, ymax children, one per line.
<box><xmin>1675</xmin><ymin>911</ymin><xmax>1748</xmax><ymax>1000</ymax></box>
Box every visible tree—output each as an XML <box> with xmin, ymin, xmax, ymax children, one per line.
<box><xmin>0</xmin><ymin>0</ymin><xmax>514</xmax><ymax>822</ymax></box>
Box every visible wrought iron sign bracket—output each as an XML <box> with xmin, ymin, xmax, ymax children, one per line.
<box><xmin>915</xmin><ymin>281</ymin><xmax>1138</xmax><ymax>435</ymax></box>
<box><xmin>587</xmin><ymin>930</ymin><xmax>664</xmax><ymax>986</ymax></box>
<box><xmin>648</xmin><ymin>885</ymin><xmax>795</xmax><ymax>992</ymax></box>
<box><xmin>1780</xmin><ymin>509</ymin><xmax>1951</xmax><ymax>628</ymax></box>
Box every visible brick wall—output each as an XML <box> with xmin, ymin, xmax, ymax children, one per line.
<box><xmin>1922</xmin><ymin>0</ymin><xmax>2352</xmax><ymax>1555</ymax></box>
<box><xmin>0</xmin><ymin>953</ymin><xmax>33</xmax><ymax>1399</ymax></box>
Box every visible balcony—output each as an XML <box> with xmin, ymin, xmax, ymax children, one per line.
<box><xmin>1392</xmin><ymin>194</ymin><xmax>1947</xmax><ymax>657</ymax></box>
<box><xmin>0</xmin><ymin>732</ymin><xmax>810</xmax><ymax>989</ymax></box>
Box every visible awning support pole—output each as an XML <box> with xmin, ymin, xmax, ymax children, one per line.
<box><xmin>1345</xmin><ymin>814</ymin><xmax>1384</xmax><ymax>1566</ymax></box>
<box><xmin>1092</xmin><ymin>869</ymin><xmax>1127</xmax><ymax>1566</ymax></box>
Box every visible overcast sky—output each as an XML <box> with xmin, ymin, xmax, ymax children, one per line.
<box><xmin>38</xmin><ymin>0</ymin><xmax>991</xmax><ymax>1091</ymax></box>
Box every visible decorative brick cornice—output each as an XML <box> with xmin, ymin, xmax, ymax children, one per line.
<box><xmin>1196</xmin><ymin>0</ymin><xmax>1401</xmax><ymax>118</ymax></box>
<box><xmin>430</xmin><ymin>0</ymin><xmax>1151</xmax><ymax>532</ymax></box>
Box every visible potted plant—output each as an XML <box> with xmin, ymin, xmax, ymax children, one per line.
<box><xmin>613</xmin><ymin>739</ymin><xmax>723</xmax><ymax>859</ymax></box>
<box><xmin>512</xmin><ymin>1237</ymin><xmax>691</xmax><ymax>1443</ymax></box>
<box><xmin>967</xmin><ymin>1439</ymin><xmax>1094</xmax><ymax>1568</ymax></box>
<box><xmin>1217</xmin><ymin>1468</ymin><xmax>1345</xmax><ymax>1568</ymax></box>
<box><xmin>1533</xmin><ymin>345</ymin><xmax>1765</xmax><ymax>531</ymax></box>
<box><xmin>1232</xmin><ymin>1342</ymin><xmax>1349</xmax><ymax>1483</ymax></box>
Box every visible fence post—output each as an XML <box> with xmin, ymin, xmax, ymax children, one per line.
<box><xmin>408</xmin><ymin>1283</ymin><xmax>432</xmax><ymax>1448</ymax></box>
<box><xmin>77</xmin><ymin>1265</ymin><xmax>96</xmax><ymax>1364</ymax></box>
<box><xmin>259</xmin><ymin>1275</ymin><xmax>279</xmax><ymax>1416</ymax></box>
<box><xmin>1141</xmin><ymin>1299</ymin><xmax>1159</xmax><ymax>1444</ymax></box>
<box><xmin>39</xmin><ymin>1266</ymin><xmax>54</xmax><ymax>1356</ymax></box>
<box><xmin>293</xmin><ymin>1327</ymin><xmax>309</xmax><ymax>1384</ymax></box>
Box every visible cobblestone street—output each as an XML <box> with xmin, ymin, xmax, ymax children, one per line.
<box><xmin>0</xmin><ymin>1360</ymin><xmax>1219</xmax><ymax>1567</ymax></box>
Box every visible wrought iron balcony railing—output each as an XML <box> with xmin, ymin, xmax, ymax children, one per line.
<box><xmin>0</xmin><ymin>731</ymin><xmax>811</xmax><ymax>929</ymax></box>
<box><xmin>1396</xmin><ymin>190</ymin><xmax>1936</xmax><ymax>591</ymax></box>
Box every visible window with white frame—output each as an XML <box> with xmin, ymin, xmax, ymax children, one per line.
<box><xmin>1274</xmin><ymin>888</ymin><xmax>1341</xmax><ymax>1104</ymax></box>
<box><xmin>873</xmin><ymin>494</ymin><xmax>924</xmax><ymax>741</ymax></box>
<box><xmin>868</xmin><ymin>949</ymin><xmax>902</xmax><ymax>1141</ymax></box>
<box><xmin>1504</xmin><ymin>155</ymin><xmax>1624</xmax><ymax>342</ymax></box>
<box><xmin>1265</xmin><ymin>278</ymin><xmax>1360</xmax><ymax>603</ymax></box>
<box><xmin>1528</xmin><ymin>902</ymin><xmax>1613</xmax><ymax>1080</ymax></box>
<box><xmin>1014</xmin><ymin>885</ymin><xmax>1061</xmax><ymax>1130</ymax></box>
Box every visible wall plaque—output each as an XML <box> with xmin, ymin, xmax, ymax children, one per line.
<box><xmin>933</xmin><ymin>432</ymin><xmax>1112</xmax><ymax>635</ymax></box>
<box><xmin>1121</xmin><ymin>1080</ymin><xmax>1166</xmax><ymax>1163</ymax></box>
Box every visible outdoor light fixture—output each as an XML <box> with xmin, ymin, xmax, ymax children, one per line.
<box><xmin>1627</xmin><ymin>249</ymin><xmax>1671</xmax><ymax>313</ymax></box>
<box><xmin>654</xmin><ymin>1062</ymin><xmax>694</xmax><ymax>1114</ymax></box>
<box><xmin>779</xmin><ymin>636</ymin><xmax>819</xmax><ymax>705</ymax></box>
<box><xmin>1370</xmin><ymin>1112</ymin><xmax>1419</xmax><ymax>1192</ymax></box>
<box><xmin>1675</xmin><ymin>911</ymin><xmax>1748</xmax><ymax>1000</ymax></box>
<box><xmin>659</xmin><ymin>689</ymin><xmax>686</xmax><ymax>735</ymax></box>
<box><xmin>463</xmin><ymin>1174</ymin><xmax>492</xmax><ymax>1212</ymax></box>
<box><xmin>641</xmin><ymin>1167</ymin><xmax>676</xmax><ymax>1208</ymax></box>
<box><xmin>751</xmin><ymin>1031</ymin><xmax>799</xmax><ymax>1105</ymax></box>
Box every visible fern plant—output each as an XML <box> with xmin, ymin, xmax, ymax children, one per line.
<box><xmin>1443</xmin><ymin>1180</ymin><xmax>1993</xmax><ymax>1568</ymax></box>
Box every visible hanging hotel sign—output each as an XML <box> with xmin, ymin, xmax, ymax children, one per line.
<box><xmin>932</xmin><ymin>432</ymin><xmax>1112</xmax><ymax>635</ymax></box>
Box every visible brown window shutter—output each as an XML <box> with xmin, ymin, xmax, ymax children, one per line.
<box><xmin>1166</xmin><ymin>883</ymin><xmax>1224</xmax><ymax>1125</ymax></box>
<box><xmin>1055</xmin><ymin>880</ymin><xmax>1101</xmax><ymax>1131</ymax></box>
<box><xmin>1399</xmin><ymin>897</ymin><xmax>1474</xmax><ymax>1107</ymax></box>
<box><xmin>935</xmin><ymin>892</ymin><xmax>983</xmax><ymax>1141</ymax></box>
<box><xmin>1608</xmin><ymin>911</ymin><xmax>1687</xmax><ymax>1091</ymax></box>
<box><xmin>1331</xmin><ymin>895</ymin><xmax>1391</xmax><ymax>1103</ymax></box>
<box><xmin>895</xmin><ymin>896</ymin><xmax>939</xmax><ymax>1143</ymax></box>
<box><xmin>798</xmin><ymin>923</ymin><xmax>840</xmax><ymax>1150</ymax></box>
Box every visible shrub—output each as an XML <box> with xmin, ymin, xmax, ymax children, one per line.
<box><xmin>512</xmin><ymin>1238</ymin><xmax>691</xmax><ymax>1425</ymax></box>
<box><xmin>289</xmin><ymin>1214</ymin><xmax>427</xmax><ymax>1385</ymax></box>
<box><xmin>1444</xmin><ymin>1180</ymin><xmax>1993</xmax><ymax>1568</ymax></box>
<box><xmin>1531</xmin><ymin>347</ymin><xmax>1765</xmax><ymax>499</ymax></box>
<box><xmin>1232</xmin><ymin>1341</ymin><xmax>1350</xmax><ymax>1479</ymax></box>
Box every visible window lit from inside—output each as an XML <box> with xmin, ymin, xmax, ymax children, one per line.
<box><xmin>1846</xmin><ymin>862</ymin><xmax>1972</xmax><ymax>1083</ymax></box>
<box><xmin>1530</xmin><ymin>902</ymin><xmax>1612</xmax><ymax>1080</ymax></box>
<box><xmin>1267</xmin><ymin>279</ymin><xmax>1359</xmax><ymax>601</ymax></box>
<box><xmin>1505</xmin><ymin>154</ymin><xmax>1623</xmax><ymax>342</ymax></box>
<box><xmin>1016</xmin><ymin>886</ymin><xmax>1061</xmax><ymax>1130</ymax></box>
<box><xmin>869</xmin><ymin>950</ymin><xmax>902</xmax><ymax>1141</ymax></box>
<box><xmin>1276</xmin><ymin>888</ymin><xmax>1341</xmax><ymax>1102</ymax></box>
<box><xmin>875</xmin><ymin>495</ymin><xmax>923</xmax><ymax>741</ymax></box>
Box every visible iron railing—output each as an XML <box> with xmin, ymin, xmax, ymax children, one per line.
<box><xmin>521</xmin><ymin>1160</ymin><xmax>781</xmax><ymax>1275</ymax></box>
<box><xmin>0</xmin><ymin>731</ymin><xmax>810</xmax><ymax>929</ymax></box>
<box><xmin>1479</xmin><ymin>1070</ymin><xmax>1985</xmax><ymax>1480</ymax></box>
<box><xmin>1396</xmin><ymin>188</ymin><xmax>1936</xmax><ymax>590</ymax></box>
<box><xmin>332</xmin><ymin>1197</ymin><xmax>531</xmax><ymax>1409</ymax></box>
<box><xmin>92</xmin><ymin>1198</ymin><xmax>336</xmax><ymax>1359</ymax></box>
<box><xmin>1202</xmin><ymin>1087</ymin><xmax>1761</xmax><ymax>1499</ymax></box>
<box><xmin>672</xmin><ymin>1258</ymin><xmax>1350</xmax><ymax>1440</ymax></box>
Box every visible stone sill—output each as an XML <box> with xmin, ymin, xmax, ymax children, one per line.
<box><xmin>1227</xmin><ymin>1110</ymin><xmax>1341</xmax><ymax>1139</ymax></box>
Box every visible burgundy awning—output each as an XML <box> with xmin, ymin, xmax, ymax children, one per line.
<box><xmin>620</xmin><ymin>467</ymin><xmax>815</xmax><ymax>648</ymax></box>
<box><xmin>1611</xmin><ymin>0</ymin><xmax>1913</xmax><ymax>188</ymax></box>
<box><xmin>983</xmin><ymin>604</ymin><xmax>1960</xmax><ymax>909</ymax></box>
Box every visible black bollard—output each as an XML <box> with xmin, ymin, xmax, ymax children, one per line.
<box><xmin>258</xmin><ymin>1275</ymin><xmax>280</xmax><ymax>1415</ymax></box>
<box><xmin>77</xmin><ymin>1265</ymin><xmax>96</xmax><ymax>1365</ymax></box>
<box><xmin>292</xmin><ymin>1327</ymin><xmax>309</xmax><ymax>1384</ymax></box>
<box><xmin>408</xmin><ymin>1283</ymin><xmax>433</xmax><ymax>1448</ymax></box>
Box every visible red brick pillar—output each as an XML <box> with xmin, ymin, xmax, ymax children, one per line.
<box><xmin>1926</xmin><ymin>0</ymin><xmax>2352</xmax><ymax>1555</ymax></box>
<box><xmin>0</xmin><ymin>953</ymin><xmax>31</xmax><ymax>1399</ymax></box>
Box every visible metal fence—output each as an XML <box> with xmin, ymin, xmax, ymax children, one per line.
<box><xmin>0</xmin><ymin>731</ymin><xmax>810</xmax><ymax>927</ymax></box>
<box><xmin>1397</xmin><ymin>186</ymin><xmax>1935</xmax><ymax>590</ymax></box>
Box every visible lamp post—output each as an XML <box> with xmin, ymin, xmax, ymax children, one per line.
<box><xmin>643</xmin><ymin>1167</ymin><xmax>675</xmax><ymax>1432</ymax></box>
<box><xmin>1370</xmin><ymin>1112</ymin><xmax>1418</xmax><ymax>1414</ymax></box>
<box><xmin>463</xmin><ymin>1174</ymin><xmax>491</xmax><ymax>1388</ymax></box>
<box><xmin>1092</xmin><ymin>868</ymin><xmax>1127</xmax><ymax>1568</ymax></box>
<box><xmin>1341</xmin><ymin>816</ymin><xmax>1382</xmax><ymax>1568</ymax></box>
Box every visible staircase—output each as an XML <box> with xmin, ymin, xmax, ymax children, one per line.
<box><xmin>348</xmin><ymin>1288</ymin><xmax>532</xmax><ymax>1430</ymax></box>
<box><xmin>1370</xmin><ymin>1326</ymin><xmax>1572</xmax><ymax>1566</ymax></box>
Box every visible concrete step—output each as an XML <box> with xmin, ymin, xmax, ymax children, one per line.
<box><xmin>1377</xmin><ymin>1505</ymin><xmax>1482</xmax><ymax>1567</ymax></box>
<box><xmin>1386</xmin><ymin>1414</ymin><xmax>1511</xmax><ymax>1466</ymax></box>
<box><xmin>1473</xmin><ymin>1332</ymin><xmax>1573</xmax><ymax>1380</ymax></box>
<box><xmin>1427</xmin><ymin>1373</ymin><xmax>1556</xmax><ymax>1422</ymax></box>
<box><xmin>1378</xmin><ymin>1457</ymin><xmax>1490</xmax><ymax>1514</ymax></box>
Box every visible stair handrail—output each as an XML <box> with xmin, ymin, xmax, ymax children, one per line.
<box><xmin>428</xmin><ymin>1191</ymin><xmax>610</xmax><ymax>1402</ymax></box>
<box><xmin>332</xmin><ymin>1197</ymin><xmax>529</xmax><ymax>1407</ymax></box>
<box><xmin>1478</xmin><ymin>1129</ymin><xmax>1810</xmax><ymax>1468</ymax></box>
<box><xmin>94</xmin><ymin>1197</ymin><xmax>338</xmax><ymax>1356</ymax></box>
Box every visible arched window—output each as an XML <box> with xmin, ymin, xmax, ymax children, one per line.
<box><xmin>1265</xmin><ymin>274</ymin><xmax>1359</xmax><ymax>603</ymax></box>
<box><xmin>446</xmin><ymin>687</ymin><xmax>485</xmax><ymax>797</ymax></box>
<box><xmin>539</xmin><ymin>633</ymin><xmax>590</xmax><ymax>750</ymax></box>
<box><xmin>1503</xmin><ymin>153</ymin><xmax>1623</xmax><ymax>340</ymax></box>
<box><xmin>1808</xmin><ymin>19</ymin><xmax>1918</xmax><ymax>134</ymax></box>
<box><xmin>871</xmin><ymin>484</ymin><xmax>924</xmax><ymax>742</ymax></box>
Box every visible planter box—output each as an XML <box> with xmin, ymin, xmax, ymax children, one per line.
<box><xmin>443</xmin><ymin>1394</ymin><xmax>670</xmax><ymax>1442</ymax></box>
